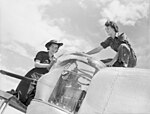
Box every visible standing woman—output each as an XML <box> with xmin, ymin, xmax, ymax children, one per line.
<box><xmin>86</xmin><ymin>20</ymin><xmax>137</xmax><ymax>67</ymax></box>
<box><xmin>8</xmin><ymin>40</ymin><xmax>63</xmax><ymax>106</ymax></box>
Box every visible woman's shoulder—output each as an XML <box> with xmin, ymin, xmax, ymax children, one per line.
<box><xmin>106</xmin><ymin>36</ymin><xmax>113</xmax><ymax>41</ymax></box>
<box><xmin>36</xmin><ymin>51</ymin><xmax>48</xmax><ymax>55</ymax></box>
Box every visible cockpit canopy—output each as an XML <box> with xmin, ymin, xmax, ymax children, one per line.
<box><xmin>34</xmin><ymin>53</ymin><xmax>105</xmax><ymax>113</ymax></box>
<box><xmin>56</xmin><ymin>53</ymin><xmax>106</xmax><ymax>75</ymax></box>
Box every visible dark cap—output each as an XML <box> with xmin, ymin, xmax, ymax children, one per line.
<box><xmin>105</xmin><ymin>20</ymin><xmax>119</xmax><ymax>32</ymax></box>
<box><xmin>45</xmin><ymin>40</ymin><xmax>63</xmax><ymax>49</ymax></box>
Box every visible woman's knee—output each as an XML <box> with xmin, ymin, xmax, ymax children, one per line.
<box><xmin>118</xmin><ymin>44</ymin><xmax>130</xmax><ymax>63</ymax></box>
<box><xmin>118</xmin><ymin>44</ymin><xmax>130</xmax><ymax>56</ymax></box>
<box><xmin>118</xmin><ymin>44</ymin><xmax>130</xmax><ymax>51</ymax></box>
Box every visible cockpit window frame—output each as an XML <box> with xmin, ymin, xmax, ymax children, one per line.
<box><xmin>48</xmin><ymin>58</ymin><xmax>95</xmax><ymax>113</ymax></box>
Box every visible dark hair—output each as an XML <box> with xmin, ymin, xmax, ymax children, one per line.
<box><xmin>105</xmin><ymin>20</ymin><xmax>119</xmax><ymax>32</ymax></box>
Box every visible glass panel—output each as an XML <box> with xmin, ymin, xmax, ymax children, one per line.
<box><xmin>48</xmin><ymin>70</ymin><xmax>81</xmax><ymax>112</ymax></box>
<box><xmin>48</xmin><ymin>60</ymin><xmax>93</xmax><ymax>113</ymax></box>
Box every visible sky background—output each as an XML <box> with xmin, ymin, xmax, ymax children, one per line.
<box><xmin>0</xmin><ymin>0</ymin><xmax>150</xmax><ymax>113</ymax></box>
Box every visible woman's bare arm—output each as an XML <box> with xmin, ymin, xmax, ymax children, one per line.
<box><xmin>86</xmin><ymin>45</ymin><xmax>104</xmax><ymax>55</ymax></box>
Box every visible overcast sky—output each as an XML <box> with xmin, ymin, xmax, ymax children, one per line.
<box><xmin>0</xmin><ymin>0</ymin><xmax>150</xmax><ymax>113</ymax></box>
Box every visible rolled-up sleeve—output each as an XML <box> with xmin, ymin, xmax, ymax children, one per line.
<box><xmin>100</xmin><ymin>37</ymin><xmax>112</xmax><ymax>49</ymax></box>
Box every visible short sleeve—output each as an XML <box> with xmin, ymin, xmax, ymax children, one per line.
<box><xmin>34</xmin><ymin>51</ymin><xmax>43</xmax><ymax>62</ymax></box>
<box><xmin>100</xmin><ymin>37</ymin><xmax>112</xmax><ymax>49</ymax></box>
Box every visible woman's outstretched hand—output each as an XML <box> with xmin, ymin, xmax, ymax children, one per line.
<box><xmin>73</xmin><ymin>52</ymin><xmax>91</xmax><ymax>57</ymax></box>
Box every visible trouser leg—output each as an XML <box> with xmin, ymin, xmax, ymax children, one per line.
<box><xmin>16</xmin><ymin>71</ymin><xmax>33</xmax><ymax>104</ymax></box>
<box><xmin>16</xmin><ymin>77</ymin><xmax>31</xmax><ymax>103</ymax></box>
<box><xmin>101</xmin><ymin>44</ymin><xmax>130</xmax><ymax>67</ymax></box>
<box><xmin>117</xmin><ymin>44</ymin><xmax>130</xmax><ymax>67</ymax></box>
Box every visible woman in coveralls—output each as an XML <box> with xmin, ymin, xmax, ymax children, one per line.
<box><xmin>86</xmin><ymin>20</ymin><xmax>137</xmax><ymax>67</ymax></box>
<box><xmin>7</xmin><ymin>40</ymin><xmax>63</xmax><ymax>106</ymax></box>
